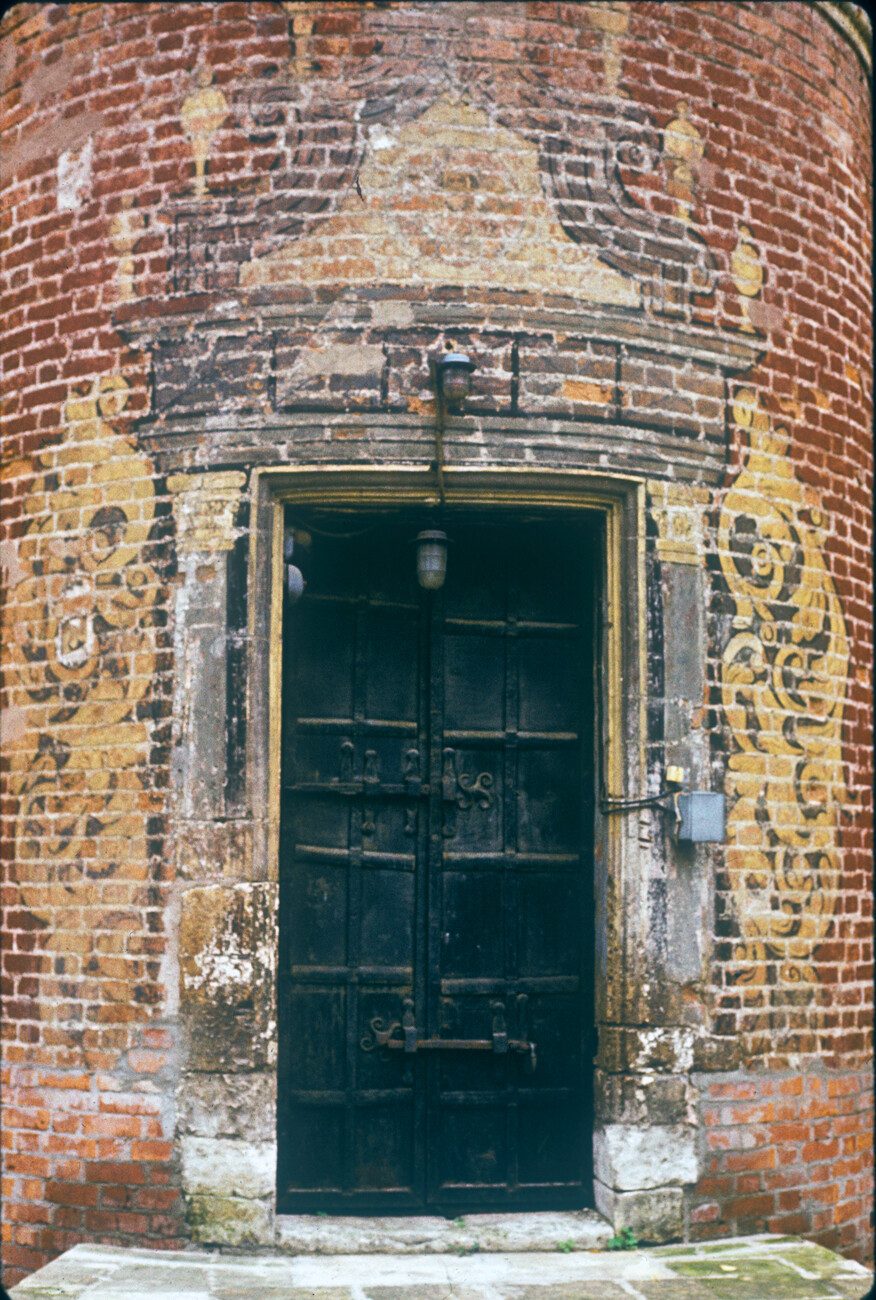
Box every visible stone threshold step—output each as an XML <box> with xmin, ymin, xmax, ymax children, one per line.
<box><xmin>274</xmin><ymin>1209</ymin><xmax>611</xmax><ymax>1254</ymax></box>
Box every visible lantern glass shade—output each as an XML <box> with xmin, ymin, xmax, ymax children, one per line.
<box><xmin>416</xmin><ymin>530</ymin><xmax>448</xmax><ymax>590</ymax></box>
<box><xmin>286</xmin><ymin>563</ymin><xmax>305</xmax><ymax>603</ymax></box>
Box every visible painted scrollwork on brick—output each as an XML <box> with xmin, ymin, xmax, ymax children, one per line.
<box><xmin>167</xmin><ymin>40</ymin><xmax>716</xmax><ymax>310</ymax></box>
<box><xmin>170</xmin><ymin>56</ymin><xmax>441</xmax><ymax>291</ymax></box>
<box><xmin>3</xmin><ymin>377</ymin><xmax>159</xmax><ymax>967</ymax></box>
<box><xmin>718</xmin><ymin>389</ymin><xmax>849</xmax><ymax>987</ymax></box>
<box><xmin>488</xmin><ymin>69</ymin><xmax>717</xmax><ymax>310</ymax></box>
<box><xmin>539</xmin><ymin>101</ymin><xmax>716</xmax><ymax>308</ymax></box>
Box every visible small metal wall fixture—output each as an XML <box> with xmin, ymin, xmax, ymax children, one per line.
<box><xmin>675</xmin><ymin>791</ymin><xmax>725</xmax><ymax>842</ymax></box>
<box><xmin>600</xmin><ymin>766</ymin><xmax>726</xmax><ymax>843</ymax></box>
<box><xmin>284</xmin><ymin>531</ymin><xmax>305</xmax><ymax>603</ymax></box>
<box><xmin>415</xmin><ymin>530</ymin><xmax>448</xmax><ymax>590</ymax></box>
<box><xmin>429</xmin><ymin>349</ymin><xmax>476</xmax><ymax>515</ymax></box>
<box><xmin>417</xmin><ymin>351</ymin><xmax>474</xmax><ymax>588</ymax></box>
<box><xmin>436</xmin><ymin>350</ymin><xmax>475</xmax><ymax>411</ymax></box>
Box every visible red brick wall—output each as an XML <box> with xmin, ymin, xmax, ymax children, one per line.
<box><xmin>693</xmin><ymin>1068</ymin><xmax>874</xmax><ymax>1257</ymax></box>
<box><xmin>1</xmin><ymin>3</ymin><xmax>191</xmax><ymax>1283</ymax></box>
<box><xmin>1</xmin><ymin>0</ymin><xmax>872</xmax><ymax>1285</ymax></box>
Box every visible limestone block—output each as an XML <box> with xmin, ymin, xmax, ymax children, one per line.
<box><xmin>647</xmin><ymin>479</ymin><xmax>710</xmax><ymax>568</ymax></box>
<box><xmin>594</xmin><ymin>1070</ymin><xmax>690</xmax><ymax>1126</ymax></box>
<box><xmin>171</xmin><ymin>547</ymin><xmax>231</xmax><ymax>824</ymax></box>
<box><xmin>168</xmin><ymin>471</ymin><xmax>248</xmax><ymax>552</ymax></box>
<box><xmin>179</xmin><ymin>882</ymin><xmax>277</xmax><ymax>1071</ymax></box>
<box><xmin>180</xmin><ymin>1136</ymin><xmax>276</xmax><ymax>1198</ymax></box>
<box><xmin>275</xmin><ymin>1210</ymin><xmax>611</xmax><ymax>1255</ymax></box>
<box><xmin>178</xmin><ymin>1071</ymin><xmax>277</xmax><ymax>1141</ymax></box>
<box><xmin>173</xmin><ymin>819</ymin><xmax>253</xmax><ymax>881</ymax></box>
<box><xmin>596</xmin><ymin>1025</ymin><xmax>698</xmax><ymax>1074</ymax></box>
<box><xmin>186</xmin><ymin>1192</ymin><xmax>274</xmax><ymax>1247</ymax></box>
<box><xmin>594</xmin><ymin>1180</ymin><xmax>684</xmax><ymax>1244</ymax></box>
<box><xmin>627</xmin><ymin>1027</ymin><xmax>697</xmax><ymax>1073</ymax></box>
<box><xmin>593</xmin><ymin>1123</ymin><xmax>697</xmax><ymax>1190</ymax></box>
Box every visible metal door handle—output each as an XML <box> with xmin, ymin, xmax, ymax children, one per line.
<box><xmin>360</xmin><ymin>997</ymin><xmax>535</xmax><ymax>1062</ymax></box>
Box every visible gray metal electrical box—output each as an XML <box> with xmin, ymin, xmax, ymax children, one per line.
<box><xmin>676</xmin><ymin>792</ymin><xmax>725</xmax><ymax>843</ymax></box>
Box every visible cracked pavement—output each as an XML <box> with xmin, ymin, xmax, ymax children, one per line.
<box><xmin>8</xmin><ymin>1234</ymin><xmax>873</xmax><ymax>1300</ymax></box>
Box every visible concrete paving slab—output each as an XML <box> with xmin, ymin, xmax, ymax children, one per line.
<box><xmin>8</xmin><ymin>1235</ymin><xmax>872</xmax><ymax>1300</ymax></box>
<box><xmin>668</xmin><ymin>1257</ymin><xmax>846</xmax><ymax>1298</ymax></box>
<box><xmin>211</xmin><ymin>1290</ymin><xmax>351</xmax><ymax>1300</ymax></box>
<box><xmin>365</xmin><ymin>1290</ymin><xmax>490</xmax><ymax>1300</ymax></box>
<box><xmin>502</xmin><ymin>1286</ymin><xmax>632</xmax><ymax>1299</ymax></box>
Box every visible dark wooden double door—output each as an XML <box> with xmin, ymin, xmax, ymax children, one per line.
<box><xmin>278</xmin><ymin>514</ymin><xmax>596</xmax><ymax>1213</ymax></box>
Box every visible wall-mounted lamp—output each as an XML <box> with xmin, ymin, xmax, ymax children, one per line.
<box><xmin>284</xmin><ymin>532</ymin><xmax>305</xmax><ymax>604</ymax></box>
<box><xmin>431</xmin><ymin>351</ymin><xmax>476</xmax><ymax>507</ymax></box>
<box><xmin>415</xmin><ymin>530</ymin><xmax>448</xmax><ymax>590</ymax></box>
<box><xmin>436</xmin><ymin>351</ymin><xmax>476</xmax><ymax>412</ymax></box>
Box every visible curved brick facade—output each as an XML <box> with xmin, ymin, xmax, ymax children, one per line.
<box><xmin>1</xmin><ymin>2</ymin><xmax>871</xmax><ymax>1286</ymax></box>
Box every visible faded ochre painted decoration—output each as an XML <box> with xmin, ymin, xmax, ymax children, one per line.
<box><xmin>180</xmin><ymin>68</ymin><xmax>229</xmax><ymax>200</ymax></box>
<box><xmin>584</xmin><ymin>1</ymin><xmax>630</xmax><ymax>93</ymax></box>
<box><xmin>730</xmin><ymin>224</ymin><xmax>764</xmax><ymax>333</ymax></box>
<box><xmin>110</xmin><ymin>195</ymin><xmax>147</xmax><ymax>301</ymax></box>
<box><xmin>282</xmin><ymin>1</ymin><xmax>315</xmax><ymax>79</ymax></box>
<box><xmin>2</xmin><ymin>377</ymin><xmax>159</xmax><ymax>990</ymax></box>
<box><xmin>167</xmin><ymin>471</ymin><xmax>248</xmax><ymax>553</ymax></box>
<box><xmin>663</xmin><ymin>102</ymin><xmax>704</xmax><ymax>223</ymax></box>
<box><xmin>718</xmin><ymin>390</ymin><xmax>849</xmax><ymax>988</ymax></box>
<box><xmin>241</xmin><ymin>95</ymin><xmax>640</xmax><ymax>307</ymax></box>
<box><xmin>647</xmin><ymin>479</ymin><xmax>710</xmax><ymax>566</ymax></box>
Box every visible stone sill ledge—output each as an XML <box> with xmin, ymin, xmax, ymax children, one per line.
<box><xmin>274</xmin><ymin>1208</ymin><xmax>611</xmax><ymax>1254</ymax></box>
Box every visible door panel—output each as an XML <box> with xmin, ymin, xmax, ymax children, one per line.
<box><xmin>444</xmin><ymin>635</ymin><xmax>505</xmax><ymax>730</ymax></box>
<box><xmin>278</xmin><ymin>515</ymin><xmax>596</xmax><ymax>1213</ymax></box>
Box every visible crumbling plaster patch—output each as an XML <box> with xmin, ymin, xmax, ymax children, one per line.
<box><xmin>57</xmin><ymin>135</ymin><xmax>93</xmax><ymax>210</ymax></box>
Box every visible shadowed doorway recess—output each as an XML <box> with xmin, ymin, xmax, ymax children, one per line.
<box><xmin>277</xmin><ymin>514</ymin><xmax>598</xmax><ymax>1213</ymax></box>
